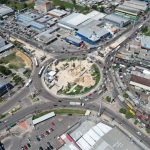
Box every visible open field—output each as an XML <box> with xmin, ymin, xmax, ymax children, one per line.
<box><xmin>0</xmin><ymin>50</ymin><xmax>32</xmax><ymax>70</ymax></box>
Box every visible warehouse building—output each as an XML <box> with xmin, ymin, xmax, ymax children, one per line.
<box><xmin>58</xmin><ymin>13</ymin><xmax>89</xmax><ymax>30</ymax></box>
<box><xmin>35</xmin><ymin>26</ymin><xmax>59</xmax><ymax>44</ymax></box>
<box><xmin>76</xmin><ymin>26</ymin><xmax>111</xmax><ymax>45</ymax></box>
<box><xmin>123</xmin><ymin>0</ymin><xmax>148</xmax><ymax>11</ymax></box>
<box><xmin>64</xmin><ymin>36</ymin><xmax>83</xmax><ymax>47</ymax></box>
<box><xmin>141</xmin><ymin>36</ymin><xmax>150</xmax><ymax>50</ymax></box>
<box><xmin>16</xmin><ymin>12</ymin><xmax>45</xmax><ymax>30</ymax></box>
<box><xmin>0</xmin><ymin>36</ymin><xmax>13</xmax><ymax>53</ymax></box>
<box><xmin>59</xmin><ymin>120</ymin><xmax>142</xmax><ymax>150</ymax></box>
<box><xmin>86</xmin><ymin>10</ymin><xmax>106</xmax><ymax>21</ymax></box>
<box><xmin>0</xmin><ymin>5</ymin><xmax>14</xmax><ymax>17</ymax></box>
<box><xmin>0</xmin><ymin>78</ymin><xmax>13</xmax><ymax>96</ymax></box>
<box><xmin>104</xmin><ymin>14</ymin><xmax>130</xmax><ymax>27</ymax></box>
<box><xmin>115</xmin><ymin>4</ymin><xmax>141</xmax><ymax>17</ymax></box>
<box><xmin>48</xmin><ymin>9</ymin><xmax>67</xmax><ymax>18</ymax></box>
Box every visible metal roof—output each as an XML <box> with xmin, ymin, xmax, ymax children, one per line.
<box><xmin>141</xmin><ymin>36</ymin><xmax>150</xmax><ymax>49</ymax></box>
<box><xmin>59</xmin><ymin>13</ymin><xmax>89</xmax><ymax>28</ymax></box>
<box><xmin>77</xmin><ymin>26</ymin><xmax>110</xmax><ymax>42</ymax></box>
<box><xmin>48</xmin><ymin>9</ymin><xmax>67</xmax><ymax>17</ymax></box>
<box><xmin>0</xmin><ymin>5</ymin><xmax>13</xmax><ymax>16</ymax></box>
<box><xmin>105</xmin><ymin>14</ymin><xmax>130</xmax><ymax>24</ymax></box>
<box><xmin>86</xmin><ymin>11</ymin><xmax>106</xmax><ymax>20</ymax></box>
<box><xmin>32</xmin><ymin>112</ymin><xmax>55</xmax><ymax>125</ymax></box>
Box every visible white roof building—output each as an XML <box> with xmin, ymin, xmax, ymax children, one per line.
<box><xmin>86</xmin><ymin>11</ymin><xmax>106</xmax><ymax>20</ymax></box>
<box><xmin>0</xmin><ymin>5</ymin><xmax>13</xmax><ymax>17</ymax></box>
<box><xmin>58</xmin><ymin>13</ymin><xmax>89</xmax><ymax>29</ymax></box>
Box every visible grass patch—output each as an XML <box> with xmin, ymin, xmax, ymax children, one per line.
<box><xmin>33</xmin><ymin>108</ymin><xmax>85</xmax><ymax>120</ymax></box>
<box><xmin>0</xmin><ymin>52</ymin><xmax>26</xmax><ymax>70</ymax></box>
<box><xmin>0</xmin><ymin>113</ymin><xmax>8</xmax><ymax>120</ymax></box>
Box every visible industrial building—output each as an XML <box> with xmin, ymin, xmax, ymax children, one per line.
<box><xmin>130</xmin><ymin>66</ymin><xmax>150</xmax><ymax>91</ymax></box>
<box><xmin>64</xmin><ymin>36</ymin><xmax>83</xmax><ymax>47</ymax></box>
<box><xmin>123</xmin><ymin>0</ymin><xmax>148</xmax><ymax>11</ymax></box>
<box><xmin>48</xmin><ymin>9</ymin><xmax>67</xmax><ymax>18</ymax></box>
<box><xmin>104</xmin><ymin>14</ymin><xmax>130</xmax><ymax>27</ymax></box>
<box><xmin>0</xmin><ymin>78</ymin><xmax>13</xmax><ymax>96</ymax></box>
<box><xmin>86</xmin><ymin>10</ymin><xmax>106</xmax><ymax>21</ymax></box>
<box><xmin>37</xmin><ymin>15</ymin><xmax>53</xmax><ymax>23</ymax></box>
<box><xmin>115</xmin><ymin>5</ymin><xmax>141</xmax><ymax>17</ymax></box>
<box><xmin>35</xmin><ymin>26</ymin><xmax>59</xmax><ymax>44</ymax></box>
<box><xmin>58</xmin><ymin>13</ymin><xmax>90</xmax><ymax>30</ymax></box>
<box><xmin>34</xmin><ymin>0</ymin><xmax>53</xmax><ymax>13</ymax></box>
<box><xmin>141</xmin><ymin>36</ymin><xmax>150</xmax><ymax>50</ymax></box>
<box><xmin>0</xmin><ymin>36</ymin><xmax>13</xmax><ymax>53</ymax></box>
<box><xmin>76</xmin><ymin>26</ymin><xmax>111</xmax><ymax>45</ymax></box>
<box><xmin>59</xmin><ymin>120</ymin><xmax>142</xmax><ymax>150</ymax></box>
<box><xmin>16</xmin><ymin>12</ymin><xmax>45</xmax><ymax>30</ymax></box>
<box><xmin>0</xmin><ymin>5</ymin><xmax>14</xmax><ymax>17</ymax></box>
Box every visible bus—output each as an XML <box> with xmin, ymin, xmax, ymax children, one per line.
<box><xmin>34</xmin><ymin>57</ymin><xmax>39</xmax><ymax>67</ymax></box>
<box><xmin>38</xmin><ymin>66</ymin><xmax>45</xmax><ymax>77</ymax></box>
<box><xmin>69</xmin><ymin>102</ymin><xmax>85</xmax><ymax>106</ymax></box>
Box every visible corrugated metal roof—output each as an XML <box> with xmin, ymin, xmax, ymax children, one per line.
<box><xmin>105</xmin><ymin>14</ymin><xmax>130</xmax><ymax>24</ymax></box>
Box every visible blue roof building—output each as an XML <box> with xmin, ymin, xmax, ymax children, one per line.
<box><xmin>0</xmin><ymin>78</ymin><xmax>13</xmax><ymax>96</ymax></box>
<box><xmin>76</xmin><ymin>26</ymin><xmax>112</xmax><ymax>45</ymax></box>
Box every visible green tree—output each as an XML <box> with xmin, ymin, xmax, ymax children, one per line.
<box><xmin>123</xmin><ymin>92</ymin><xmax>129</xmax><ymax>98</ymax></box>
<box><xmin>0</xmin><ymin>65</ymin><xmax>12</xmax><ymax>75</ymax></box>
<box><xmin>119</xmin><ymin>108</ymin><xmax>127</xmax><ymax>114</ymax></box>
<box><xmin>125</xmin><ymin>111</ymin><xmax>135</xmax><ymax>119</ymax></box>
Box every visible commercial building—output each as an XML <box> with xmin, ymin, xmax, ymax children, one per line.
<box><xmin>130</xmin><ymin>66</ymin><xmax>150</xmax><ymax>91</ymax></box>
<box><xmin>34</xmin><ymin>0</ymin><xmax>53</xmax><ymax>13</ymax></box>
<box><xmin>65</xmin><ymin>36</ymin><xmax>83</xmax><ymax>47</ymax></box>
<box><xmin>0</xmin><ymin>36</ymin><xmax>13</xmax><ymax>53</ymax></box>
<box><xmin>0</xmin><ymin>78</ymin><xmax>13</xmax><ymax>96</ymax></box>
<box><xmin>104</xmin><ymin>14</ymin><xmax>130</xmax><ymax>27</ymax></box>
<box><xmin>0</xmin><ymin>5</ymin><xmax>14</xmax><ymax>17</ymax></box>
<box><xmin>141</xmin><ymin>36</ymin><xmax>150</xmax><ymax>50</ymax></box>
<box><xmin>59</xmin><ymin>120</ymin><xmax>142</xmax><ymax>150</ymax></box>
<box><xmin>76</xmin><ymin>26</ymin><xmax>111</xmax><ymax>45</ymax></box>
<box><xmin>48</xmin><ymin>9</ymin><xmax>67</xmax><ymax>18</ymax></box>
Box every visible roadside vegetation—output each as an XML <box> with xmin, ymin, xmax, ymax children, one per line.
<box><xmin>141</xmin><ymin>26</ymin><xmax>150</xmax><ymax>36</ymax></box>
<box><xmin>33</xmin><ymin>108</ymin><xmax>86</xmax><ymax>119</ymax></box>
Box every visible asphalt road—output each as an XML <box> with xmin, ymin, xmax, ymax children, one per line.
<box><xmin>0</xmin><ymin>101</ymin><xmax>150</xmax><ymax>148</ymax></box>
<box><xmin>0</xmin><ymin>13</ymin><xmax>150</xmax><ymax>149</ymax></box>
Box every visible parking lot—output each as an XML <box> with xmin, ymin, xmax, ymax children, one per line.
<box><xmin>2</xmin><ymin>115</ymin><xmax>82</xmax><ymax>150</ymax></box>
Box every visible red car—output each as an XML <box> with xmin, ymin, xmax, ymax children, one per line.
<box><xmin>24</xmin><ymin>145</ymin><xmax>28</xmax><ymax>150</ymax></box>
<box><xmin>51</xmin><ymin>122</ymin><xmax>55</xmax><ymax>126</ymax></box>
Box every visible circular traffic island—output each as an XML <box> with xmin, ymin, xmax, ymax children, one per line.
<box><xmin>43</xmin><ymin>57</ymin><xmax>101</xmax><ymax>97</ymax></box>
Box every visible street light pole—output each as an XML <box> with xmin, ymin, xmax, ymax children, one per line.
<box><xmin>97</xmin><ymin>99</ymin><xmax>102</xmax><ymax>117</ymax></box>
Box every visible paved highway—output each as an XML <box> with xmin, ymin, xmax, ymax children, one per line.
<box><xmin>0</xmin><ymin>14</ymin><xmax>150</xmax><ymax>149</ymax></box>
<box><xmin>0</xmin><ymin>101</ymin><xmax>150</xmax><ymax>148</ymax></box>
